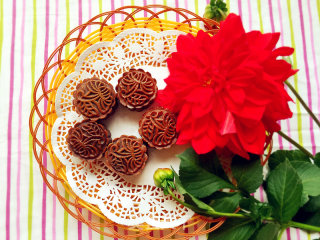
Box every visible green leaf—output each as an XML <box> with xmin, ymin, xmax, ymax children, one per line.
<box><xmin>315</xmin><ymin>153</ymin><xmax>320</xmax><ymax>168</ymax></box>
<box><xmin>231</xmin><ymin>155</ymin><xmax>263</xmax><ymax>194</ymax></box>
<box><xmin>268</xmin><ymin>150</ymin><xmax>311</xmax><ymax>170</ymax></box>
<box><xmin>198</xmin><ymin>150</ymin><xmax>229</xmax><ymax>182</ymax></box>
<box><xmin>290</xmin><ymin>161</ymin><xmax>320</xmax><ymax>197</ymax></box>
<box><xmin>303</xmin><ymin>195</ymin><xmax>320</xmax><ymax>212</ymax></box>
<box><xmin>208</xmin><ymin>192</ymin><xmax>242</xmax><ymax>213</ymax></box>
<box><xmin>293</xmin><ymin>209</ymin><xmax>320</xmax><ymax>227</ymax></box>
<box><xmin>293</xmin><ymin>195</ymin><xmax>320</xmax><ymax>227</ymax></box>
<box><xmin>178</xmin><ymin>148</ymin><xmax>235</xmax><ymax>198</ymax></box>
<box><xmin>208</xmin><ymin>218</ymin><xmax>257</xmax><ymax>240</ymax></box>
<box><xmin>266</xmin><ymin>159</ymin><xmax>303</xmax><ymax>223</ymax></box>
<box><xmin>249</xmin><ymin>223</ymin><xmax>280</xmax><ymax>240</ymax></box>
<box><xmin>172</xmin><ymin>169</ymin><xmax>215</xmax><ymax>215</ymax></box>
<box><xmin>239</xmin><ymin>196</ymin><xmax>272</xmax><ymax>221</ymax></box>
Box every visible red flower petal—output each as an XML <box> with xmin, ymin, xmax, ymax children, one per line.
<box><xmin>158</xmin><ymin>14</ymin><xmax>297</xmax><ymax>157</ymax></box>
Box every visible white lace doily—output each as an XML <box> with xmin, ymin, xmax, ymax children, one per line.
<box><xmin>52</xmin><ymin>28</ymin><xmax>194</xmax><ymax>228</ymax></box>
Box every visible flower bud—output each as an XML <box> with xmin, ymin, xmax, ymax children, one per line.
<box><xmin>153</xmin><ymin>168</ymin><xmax>174</xmax><ymax>189</ymax></box>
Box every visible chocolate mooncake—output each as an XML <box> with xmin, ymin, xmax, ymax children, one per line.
<box><xmin>116</xmin><ymin>69</ymin><xmax>157</xmax><ymax>111</ymax></box>
<box><xmin>105</xmin><ymin>135</ymin><xmax>148</xmax><ymax>176</ymax></box>
<box><xmin>73</xmin><ymin>78</ymin><xmax>117</xmax><ymax>120</ymax></box>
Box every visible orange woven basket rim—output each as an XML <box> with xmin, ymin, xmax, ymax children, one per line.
<box><xmin>28</xmin><ymin>5</ymin><xmax>261</xmax><ymax>240</ymax></box>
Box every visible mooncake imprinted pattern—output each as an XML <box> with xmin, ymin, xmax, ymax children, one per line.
<box><xmin>105</xmin><ymin>135</ymin><xmax>148</xmax><ymax>175</ymax></box>
<box><xmin>116</xmin><ymin>69</ymin><xmax>158</xmax><ymax>111</ymax></box>
<box><xmin>139</xmin><ymin>108</ymin><xmax>177</xmax><ymax>149</ymax></box>
<box><xmin>73</xmin><ymin>78</ymin><xmax>116</xmax><ymax>120</ymax></box>
<box><xmin>66</xmin><ymin>119</ymin><xmax>111</xmax><ymax>161</ymax></box>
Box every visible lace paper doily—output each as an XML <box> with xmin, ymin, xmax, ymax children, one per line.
<box><xmin>52</xmin><ymin>28</ymin><xmax>194</xmax><ymax>228</ymax></box>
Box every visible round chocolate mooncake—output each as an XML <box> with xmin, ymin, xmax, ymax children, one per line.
<box><xmin>73</xmin><ymin>78</ymin><xmax>117</xmax><ymax>120</ymax></box>
<box><xmin>67</xmin><ymin>120</ymin><xmax>111</xmax><ymax>161</ymax></box>
<box><xmin>105</xmin><ymin>135</ymin><xmax>148</xmax><ymax>176</ymax></box>
<box><xmin>116</xmin><ymin>69</ymin><xmax>157</xmax><ymax>111</ymax></box>
<box><xmin>139</xmin><ymin>108</ymin><xmax>177</xmax><ymax>149</ymax></box>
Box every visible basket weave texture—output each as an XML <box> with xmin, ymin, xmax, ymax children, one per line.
<box><xmin>29</xmin><ymin>5</ymin><xmax>228</xmax><ymax>240</ymax></box>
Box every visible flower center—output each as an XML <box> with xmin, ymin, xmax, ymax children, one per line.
<box><xmin>202</xmin><ymin>69</ymin><xmax>225</xmax><ymax>92</ymax></box>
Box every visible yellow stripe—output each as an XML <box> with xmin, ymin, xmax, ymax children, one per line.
<box><xmin>226</xmin><ymin>0</ymin><xmax>230</xmax><ymax>14</ymax></box>
<box><xmin>287</xmin><ymin>0</ymin><xmax>303</xmax><ymax>145</ymax></box>
<box><xmin>28</xmin><ymin>0</ymin><xmax>37</xmax><ymax>239</ymax></box>
<box><xmin>257</xmin><ymin>0</ymin><xmax>264</xmax><ymax>33</ymax></box>
<box><xmin>194</xmin><ymin>0</ymin><xmax>199</xmax><ymax>28</ymax></box>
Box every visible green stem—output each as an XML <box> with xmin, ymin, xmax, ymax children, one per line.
<box><xmin>285</xmin><ymin>81</ymin><xmax>320</xmax><ymax>129</ymax></box>
<box><xmin>277</xmin><ymin>130</ymin><xmax>315</xmax><ymax>159</ymax></box>
<box><xmin>288</xmin><ymin>220</ymin><xmax>320</xmax><ymax>232</ymax></box>
<box><xmin>168</xmin><ymin>187</ymin><xmax>320</xmax><ymax>233</ymax></box>
<box><xmin>167</xmin><ymin>188</ymin><xmax>245</xmax><ymax>218</ymax></box>
<box><xmin>167</xmin><ymin>188</ymin><xmax>202</xmax><ymax>211</ymax></box>
<box><xmin>277</xmin><ymin>227</ymin><xmax>286</xmax><ymax>240</ymax></box>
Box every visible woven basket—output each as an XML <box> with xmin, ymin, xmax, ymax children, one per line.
<box><xmin>29</xmin><ymin>5</ymin><xmax>233</xmax><ymax>240</ymax></box>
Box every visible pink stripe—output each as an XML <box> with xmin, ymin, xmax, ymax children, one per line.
<box><xmin>143</xmin><ymin>0</ymin><xmax>147</xmax><ymax>17</ymax></box>
<box><xmin>206</xmin><ymin>0</ymin><xmax>209</xmax><ymax>4</ymax></box>
<box><xmin>298</xmin><ymin>0</ymin><xmax>316</xmax><ymax>155</ymax></box>
<box><xmin>247</xmin><ymin>0</ymin><xmax>252</xmax><ymax>30</ymax></box>
<box><xmin>78</xmin><ymin>209</ymin><xmax>82</xmax><ymax>240</ymax></box>
<box><xmin>111</xmin><ymin>0</ymin><xmax>115</xmax><ymax>24</ymax></box>
<box><xmin>6</xmin><ymin>0</ymin><xmax>16</xmax><ymax>239</ymax></box>
<box><xmin>184</xmin><ymin>225</ymin><xmax>188</xmax><ymax>233</ymax></box>
<box><xmin>307</xmin><ymin>0</ymin><xmax>320</xmax><ymax>121</ymax></box>
<box><xmin>88</xmin><ymin>0</ymin><xmax>92</xmax><ymax>33</ymax></box>
<box><xmin>53</xmin><ymin>1</ymin><xmax>59</xmax><ymax>239</ymax></box>
<box><xmin>276</xmin><ymin>0</ymin><xmax>284</xmax><ymax>150</ymax></box>
<box><xmin>153</xmin><ymin>0</ymin><xmax>156</xmax><ymax>12</ymax></box>
<box><xmin>237</xmin><ymin>0</ymin><xmax>242</xmax><ymax>18</ymax></box>
<box><xmin>259</xmin><ymin>185</ymin><xmax>264</xmax><ymax>202</ymax></box>
<box><xmin>17</xmin><ymin>0</ymin><xmax>26</xmax><ymax>239</ymax></box>
<box><xmin>42</xmin><ymin>0</ymin><xmax>50</xmax><ymax>239</ymax></box>
<box><xmin>184</xmin><ymin>0</ymin><xmax>188</xmax><ymax>10</ymax></box>
<box><xmin>114</xmin><ymin>226</ymin><xmax>118</xmax><ymax>240</ymax></box>
<box><xmin>88</xmin><ymin>212</ymin><xmax>92</xmax><ymax>240</ymax></box>
<box><xmin>270</xmin><ymin>0</ymin><xmax>285</xmax><ymax>151</ymax></box>
<box><xmin>121</xmin><ymin>0</ymin><xmax>124</xmax><ymax>21</ymax></box>
<box><xmin>175</xmin><ymin>0</ymin><xmax>179</xmax><ymax>22</ymax></box>
<box><xmin>78</xmin><ymin>0</ymin><xmax>82</xmax><ymax>25</ymax></box>
<box><xmin>268</xmin><ymin>0</ymin><xmax>275</xmax><ymax>32</ymax></box>
<box><xmin>194</xmin><ymin>224</ymin><xmax>199</xmax><ymax>240</ymax></box>
<box><xmin>77</xmin><ymin>3</ymin><xmax>83</xmax><ymax>239</ymax></box>
<box><xmin>286</xmin><ymin>228</ymin><xmax>291</xmax><ymax>240</ymax></box>
<box><xmin>296</xmin><ymin>228</ymin><xmax>301</xmax><ymax>240</ymax></box>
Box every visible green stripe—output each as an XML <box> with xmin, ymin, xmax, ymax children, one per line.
<box><xmin>194</xmin><ymin>0</ymin><xmax>199</xmax><ymax>27</ymax></box>
<box><xmin>257</xmin><ymin>0</ymin><xmax>264</xmax><ymax>33</ymax></box>
<box><xmin>99</xmin><ymin>0</ymin><xmax>103</xmax><ymax>22</ymax></box>
<box><xmin>317</xmin><ymin>0</ymin><xmax>320</xmax><ymax>24</ymax></box>
<box><xmin>64</xmin><ymin>192</ymin><xmax>69</xmax><ymax>240</ymax></box>
<box><xmin>0</xmin><ymin>0</ymin><xmax>3</xmax><ymax>71</ymax></box>
<box><xmin>226</xmin><ymin>0</ymin><xmax>230</xmax><ymax>14</ymax></box>
<box><xmin>28</xmin><ymin>0</ymin><xmax>37</xmax><ymax>239</ymax></box>
<box><xmin>287</xmin><ymin>0</ymin><xmax>303</xmax><ymax>145</ymax></box>
<box><xmin>100</xmin><ymin>218</ymin><xmax>104</xmax><ymax>240</ymax></box>
<box><xmin>163</xmin><ymin>0</ymin><xmax>167</xmax><ymax>20</ymax></box>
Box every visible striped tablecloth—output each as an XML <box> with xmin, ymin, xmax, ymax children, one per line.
<box><xmin>1</xmin><ymin>0</ymin><xmax>320</xmax><ymax>239</ymax></box>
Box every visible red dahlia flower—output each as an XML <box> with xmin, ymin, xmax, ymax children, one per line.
<box><xmin>158</xmin><ymin>13</ymin><xmax>297</xmax><ymax>159</ymax></box>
